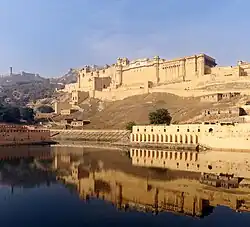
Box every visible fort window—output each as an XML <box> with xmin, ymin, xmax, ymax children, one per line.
<box><xmin>197</xmin><ymin>164</ymin><xmax>200</xmax><ymax>169</ymax></box>
<box><xmin>180</xmin><ymin>152</ymin><xmax>182</xmax><ymax>159</ymax></box>
<box><xmin>148</xmin><ymin>151</ymin><xmax>150</xmax><ymax>157</ymax></box>
<box><xmin>175</xmin><ymin>153</ymin><xmax>177</xmax><ymax>160</ymax></box>
<box><xmin>144</xmin><ymin>150</ymin><xmax>146</xmax><ymax>157</ymax></box>
<box><xmin>160</xmin><ymin>152</ymin><xmax>163</xmax><ymax>158</ymax></box>
<box><xmin>151</xmin><ymin>129</ymin><xmax>153</xmax><ymax>132</ymax></box>
<box><xmin>170</xmin><ymin>152</ymin><xmax>172</xmax><ymax>160</ymax></box>
<box><xmin>187</xmin><ymin>129</ymin><xmax>190</xmax><ymax>132</ymax></box>
<box><xmin>177</xmin><ymin>129</ymin><xmax>179</xmax><ymax>132</ymax></box>
<box><xmin>156</xmin><ymin>151</ymin><xmax>159</xmax><ymax>158</ymax></box>
<box><xmin>140</xmin><ymin>150</ymin><xmax>142</xmax><ymax>157</ymax></box>
<box><xmin>137</xmin><ymin>128</ymin><xmax>139</xmax><ymax>132</ymax></box>
<box><xmin>208</xmin><ymin>165</ymin><xmax>212</xmax><ymax>170</ymax></box>
<box><xmin>151</xmin><ymin>160</ymin><xmax>153</xmax><ymax>164</ymax></box>
<box><xmin>187</xmin><ymin>163</ymin><xmax>189</xmax><ymax>168</ymax></box>
<box><xmin>208</xmin><ymin>128</ymin><xmax>213</xmax><ymax>133</ymax></box>
<box><xmin>177</xmin><ymin>163</ymin><xmax>179</xmax><ymax>168</ymax></box>
<box><xmin>163</xmin><ymin>161</ymin><xmax>165</xmax><ymax>165</ymax></box>
<box><xmin>164</xmin><ymin>129</ymin><xmax>166</xmax><ymax>132</ymax></box>
<box><xmin>152</xmin><ymin>151</ymin><xmax>155</xmax><ymax>158</ymax></box>
<box><xmin>198</xmin><ymin>129</ymin><xmax>200</xmax><ymax>132</ymax></box>
<box><xmin>165</xmin><ymin>152</ymin><xmax>168</xmax><ymax>159</ymax></box>
<box><xmin>144</xmin><ymin>129</ymin><xmax>146</xmax><ymax>132</ymax></box>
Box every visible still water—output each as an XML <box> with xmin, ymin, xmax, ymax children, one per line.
<box><xmin>0</xmin><ymin>145</ymin><xmax>250</xmax><ymax>227</ymax></box>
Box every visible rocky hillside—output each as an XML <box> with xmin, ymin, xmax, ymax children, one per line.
<box><xmin>73</xmin><ymin>93</ymin><xmax>231</xmax><ymax>129</ymax></box>
<box><xmin>50</xmin><ymin>69</ymin><xmax>77</xmax><ymax>85</ymax></box>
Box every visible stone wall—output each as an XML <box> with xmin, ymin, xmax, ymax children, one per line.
<box><xmin>50</xmin><ymin>129</ymin><xmax>130</xmax><ymax>143</ymax></box>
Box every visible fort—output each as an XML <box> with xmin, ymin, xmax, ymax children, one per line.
<box><xmin>57</xmin><ymin>53</ymin><xmax>250</xmax><ymax>106</ymax></box>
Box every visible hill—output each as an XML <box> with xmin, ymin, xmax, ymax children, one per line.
<box><xmin>79</xmin><ymin>93</ymin><xmax>236</xmax><ymax>129</ymax></box>
<box><xmin>50</xmin><ymin>69</ymin><xmax>77</xmax><ymax>85</ymax></box>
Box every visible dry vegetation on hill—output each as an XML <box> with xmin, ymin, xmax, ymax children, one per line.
<box><xmin>82</xmin><ymin>93</ymin><xmax>215</xmax><ymax>129</ymax></box>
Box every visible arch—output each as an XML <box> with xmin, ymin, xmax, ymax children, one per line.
<box><xmin>140</xmin><ymin>150</ymin><xmax>142</xmax><ymax>157</ymax></box>
<box><xmin>195</xmin><ymin>153</ymin><xmax>198</xmax><ymax>161</ymax></box>
<box><xmin>148</xmin><ymin>134</ymin><xmax>151</xmax><ymax>142</ymax></box>
<box><xmin>175</xmin><ymin>134</ymin><xmax>178</xmax><ymax>143</ymax></box>
<box><xmin>180</xmin><ymin>134</ymin><xmax>183</xmax><ymax>143</ymax></box>
<box><xmin>156</xmin><ymin>134</ymin><xmax>159</xmax><ymax>142</ymax></box>
<box><xmin>144</xmin><ymin>150</ymin><xmax>147</xmax><ymax>157</ymax></box>
<box><xmin>170</xmin><ymin>152</ymin><xmax>172</xmax><ymax>160</ymax></box>
<box><xmin>165</xmin><ymin>135</ymin><xmax>168</xmax><ymax>143</ymax></box>
<box><xmin>180</xmin><ymin>152</ymin><xmax>183</xmax><ymax>160</ymax></box>
<box><xmin>195</xmin><ymin>135</ymin><xmax>198</xmax><ymax>144</ymax></box>
<box><xmin>148</xmin><ymin>150</ymin><xmax>150</xmax><ymax>158</ymax></box>
<box><xmin>190</xmin><ymin>135</ymin><xmax>193</xmax><ymax>144</ymax></box>
<box><xmin>185</xmin><ymin>135</ymin><xmax>188</xmax><ymax>143</ymax></box>
<box><xmin>135</xmin><ymin>149</ymin><xmax>138</xmax><ymax>157</ymax></box>
<box><xmin>165</xmin><ymin>152</ymin><xmax>168</xmax><ymax>159</ymax></box>
<box><xmin>131</xmin><ymin>149</ymin><xmax>134</xmax><ymax>157</ymax></box>
<box><xmin>185</xmin><ymin>152</ymin><xmax>188</xmax><ymax>161</ymax></box>
<box><xmin>174</xmin><ymin>152</ymin><xmax>178</xmax><ymax>160</ymax></box>
<box><xmin>170</xmin><ymin>135</ymin><xmax>173</xmax><ymax>143</ymax></box>
<box><xmin>139</xmin><ymin>134</ymin><xmax>142</xmax><ymax>142</ymax></box>
<box><xmin>136</xmin><ymin>134</ymin><xmax>138</xmax><ymax>142</ymax></box>
<box><xmin>143</xmin><ymin>134</ymin><xmax>147</xmax><ymax>142</ymax></box>
<box><xmin>161</xmin><ymin>135</ymin><xmax>164</xmax><ymax>142</ymax></box>
<box><xmin>131</xmin><ymin>134</ymin><xmax>135</xmax><ymax>142</ymax></box>
<box><xmin>152</xmin><ymin>134</ymin><xmax>155</xmax><ymax>142</ymax></box>
<box><xmin>160</xmin><ymin>151</ymin><xmax>163</xmax><ymax>159</ymax></box>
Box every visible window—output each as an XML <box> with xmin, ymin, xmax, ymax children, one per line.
<box><xmin>164</xmin><ymin>129</ymin><xmax>166</xmax><ymax>132</ymax></box>
<box><xmin>198</xmin><ymin>129</ymin><xmax>200</xmax><ymax>132</ymax></box>
<box><xmin>187</xmin><ymin>129</ymin><xmax>190</xmax><ymax>132</ymax></box>
<box><xmin>137</xmin><ymin>128</ymin><xmax>139</xmax><ymax>132</ymax></box>
<box><xmin>177</xmin><ymin>129</ymin><xmax>179</xmax><ymax>132</ymax></box>
<box><xmin>151</xmin><ymin>129</ymin><xmax>153</xmax><ymax>132</ymax></box>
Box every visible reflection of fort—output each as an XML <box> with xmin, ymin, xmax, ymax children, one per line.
<box><xmin>53</xmin><ymin>148</ymin><xmax>250</xmax><ymax>217</ymax></box>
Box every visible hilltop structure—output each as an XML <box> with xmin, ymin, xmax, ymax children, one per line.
<box><xmin>55</xmin><ymin>53</ymin><xmax>250</xmax><ymax>114</ymax></box>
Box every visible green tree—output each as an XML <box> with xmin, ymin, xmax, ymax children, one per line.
<box><xmin>149</xmin><ymin>108</ymin><xmax>172</xmax><ymax>125</ymax></box>
<box><xmin>20</xmin><ymin>107</ymin><xmax>35</xmax><ymax>123</ymax></box>
<box><xmin>1</xmin><ymin>106</ymin><xmax>21</xmax><ymax>123</ymax></box>
<box><xmin>37</xmin><ymin>105</ymin><xmax>54</xmax><ymax>113</ymax></box>
<box><xmin>125</xmin><ymin>121</ymin><xmax>136</xmax><ymax>131</ymax></box>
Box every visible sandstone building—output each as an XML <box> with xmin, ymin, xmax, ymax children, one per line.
<box><xmin>57</xmin><ymin>53</ymin><xmax>250</xmax><ymax>106</ymax></box>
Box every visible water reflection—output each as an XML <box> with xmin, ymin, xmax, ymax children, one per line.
<box><xmin>52</xmin><ymin>146</ymin><xmax>250</xmax><ymax>217</ymax></box>
<box><xmin>1</xmin><ymin>146</ymin><xmax>250</xmax><ymax>220</ymax></box>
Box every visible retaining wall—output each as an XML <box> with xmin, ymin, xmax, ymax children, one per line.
<box><xmin>50</xmin><ymin>129</ymin><xmax>131</xmax><ymax>143</ymax></box>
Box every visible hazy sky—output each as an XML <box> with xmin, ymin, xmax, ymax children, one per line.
<box><xmin>0</xmin><ymin>0</ymin><xmax>249</xmax><ymax>77</ymax></box>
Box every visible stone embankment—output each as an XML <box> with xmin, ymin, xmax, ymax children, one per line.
<box><xmin>50</xmin><ymin>129</ymin><xmax>131</xmax><ymax>143</ymax></box>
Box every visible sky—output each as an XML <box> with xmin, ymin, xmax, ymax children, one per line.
<box><xmin>0</xmin><ymin>0</ymin><xmax>250</xmax><ymax>77</ymax></box>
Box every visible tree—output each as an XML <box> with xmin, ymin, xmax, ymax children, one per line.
<box><xmin>125</xmin><ymin>121</ymin><xmax>136</xmax><ymax>131</ymax></box>
<box><xmin>20</xmin><ymin>107</ymin><xmax>35</xmax><ymax>123</ymax></box>
<box><xmin>37</xmin><ymin>105</ymin><xmax>54</xmax><ymax>113</ymax></box>
<box><xmin>0</xmin><ymin>106</ymin><xmax>21</xmax><ymax>123</ymax></box>
<box><xmin>149</xmin><ymin>108</ymin><xmax>172</xmax><ymax>125</ymax></box>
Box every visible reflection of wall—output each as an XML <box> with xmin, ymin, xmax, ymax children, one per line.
<box><xmin>130</xmin><ymin>148</ymin><xmax>250</xmax><ymax>178</ymax></box>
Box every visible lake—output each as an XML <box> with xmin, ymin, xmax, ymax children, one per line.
<box><xmin>0</xmin><ymin>145</ymin><xmax>250</xmax><ymax>227</ymax></box>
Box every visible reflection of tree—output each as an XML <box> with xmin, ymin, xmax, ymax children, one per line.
<box><xmin>0</xmin><ymin>157</ymin><xmax>56</xmax><ymax>188</ymax></box>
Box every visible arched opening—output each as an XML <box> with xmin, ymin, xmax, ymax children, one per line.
<box><xmin>208</xmin><ymin>128</ymin><xmax>213</xmax><ymax>133</ymax></box>
<box><xmin>161</xmin><ymin>135</ymin><xmax>164</xmax><ymax>142</ymax></box>
<box><xmin>190</xmin><ymin>135</ymin><xmax>193</xmax><ymax>144</ymax></box>
<box><xmin>208</xmin><ymin>165</ymin><xmax>212</xmax><ymax>170</ymax></box>
<box><xmin>180</xmin><ymin>135</ymin><xmax>183</xmax><ymax>143</ymax></box>
<box><xmin>175</xmin><ymin>134</ymin><xmax>178</xmax><ymax>143</ymax></box>
<box><xmin>165</xmin><ymin>135</ymin><xmax>168</xmax><ymax>142</ymax></box>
